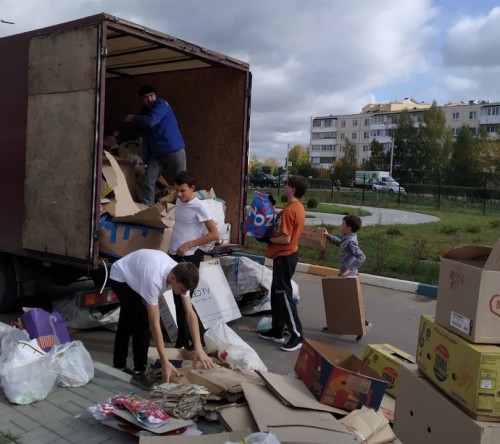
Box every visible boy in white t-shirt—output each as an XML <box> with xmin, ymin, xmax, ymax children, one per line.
<box><xmin>110</xmin><ymin>249</ymin><xmax>215</xmax><ymax>390</ymax></box>
<box><xmin>168</xmin><ymin>171</ymin><xmax>219</xmax><ymax>349</ymax></box>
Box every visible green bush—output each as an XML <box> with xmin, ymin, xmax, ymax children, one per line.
<box><xmin>307</xmin><ymin>198</ymin><xmax>319</xmax><ymax>209</ymax></box>
<box><xmin>281</xmin><ymin>194</ymin><xmax>288</xmax><ymax>203</ymax></box>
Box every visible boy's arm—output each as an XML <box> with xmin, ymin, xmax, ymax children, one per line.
<box><xmin>146</xmin><ymin>303</ymin><xmax>179</xmax><ymax>383</ymax></box>
<box><xmin>181</xmin><ymin>295</ymin><xmax>215</xmax><ymax>369</ymax></box>
<box><xmin>176</xmin><ymin>219</ymin><xmax>219</xmax><ymax>256</ymax></box>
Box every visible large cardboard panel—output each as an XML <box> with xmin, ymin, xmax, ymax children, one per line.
<box><xmin>294</xmin><ymin>338</ymin><xmax>387</xmax><ymax>411</ymax></box>
<box><xmin>322</xmin><ymin>277</ymin><xmax>366</xmax><ymax>336</ymax></box>
<box><xmin>99</xmin><ymin>220</ymin><xmax>164</xmax><ymax>258</ymax></box>
<box><xmin>416</xmin><ymin>314</ymin><xmax>500</xmax><ymax>420</ymax></box>
<box><xmin>435</xmin><ymin>241</ymin><xmax>500</xmax><ymax>343</ymax></box>
<box><xmin>298</xmin><ymin>229</ymin><xmax>326</xmax><ymax>250</ymax></box>
<box><xmin>362</xmin><ymin>344</ymin><xmax>416</xmax><ymax>397</ymax></box>
<box><xmin>394</xmin><ymin>364</ymin><xmax>500</xmax><ymax>444</ymax></box>
<box><xmin>216</xmin><ymin>405</ymin><xmax>259</xmax><ymax>433</ymax></box>
<box><xmin>191</xmin><ymin>259</ymin><xmax>241</xmax><ymax>329</ymax></box>
<box><xmin>256</xmin><ymin>371</ymin><xmax>347</xmax><ymax>415</ymax></box>
<box><xmin>241</xmin><ymin>383</ymin><xmax>359</xmax><ymax>444</ymax></box>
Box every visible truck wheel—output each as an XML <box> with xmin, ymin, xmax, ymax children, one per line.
<box><xmin>389</xmin><ymin>189</ymin><xmax>395</xmax><ymax>194</ymax></box>
<box><xmin>0</xmin><ymin>254</ymin><xmax>19</xmax><ymax>313</ymax></box>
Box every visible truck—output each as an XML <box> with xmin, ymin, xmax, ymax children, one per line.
<box><xmin>0</xmin><ymin>13</ymin><xmax>251</xmax><ymax>312</ymax></box>
<box><xmin>355</xmin><ymin>171</ymin><xmax>396</xmax><ymax>188</ymax></box>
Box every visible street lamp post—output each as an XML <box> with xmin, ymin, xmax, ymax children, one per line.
<box><xmin>389</xmin><ymin>141</ymin><xmax>394</xmax><ymax>178</ymax></box>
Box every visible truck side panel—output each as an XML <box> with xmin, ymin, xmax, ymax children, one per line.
<box><xmin>22</xmin><ymin>27</ymin><xmax>100</xmax><ymax>260</ymax></box>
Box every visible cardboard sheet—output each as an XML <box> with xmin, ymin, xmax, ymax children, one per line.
<box><xmin>241</xmin><ymin>383</ymin><xmax>359</xmax><ymax>444</ymax></box>
<box><xmin>216</xmin><ymin>404</ymin><xmax>259</xmax><ymax>433</ymax></box>
<box><xmin>139</xmin><ymin>429</ymin><xmax>251</xmax><ymax>444</ymax></box>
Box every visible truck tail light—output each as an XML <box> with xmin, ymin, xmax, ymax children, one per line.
<box><xmin>75</xmin><ymin>287</ymin><xmax>118</xmax><ymax>309</ymax></box>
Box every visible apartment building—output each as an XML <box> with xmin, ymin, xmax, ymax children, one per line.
<box><xmin>310</xmin><ymin>98</ymin><xmax>500</xmax><ymax>168</ymax></box>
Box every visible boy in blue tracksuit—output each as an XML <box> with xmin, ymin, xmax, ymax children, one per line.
<box><xmin>322</xmin><ymin>214</ymin><xmax>371</xmax><ymax>340</ymax></box>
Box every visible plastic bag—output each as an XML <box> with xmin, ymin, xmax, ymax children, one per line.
<box><xmin>53</xmin><ymin>341</ymin><xmax>94</xmax><ymax>387</ymax></box>
<box><xmin>0</xmin><ymin>340</ymin><xmax>59</xmax><ymax>404</ymax></box>
<box><xmin>204</xmin><ymin>321</ymin><xmax>267</xmax><ymax>372</ymax></box>
<box><xmin>243</xmin><ymin>191</ymin><xmax>275</xmax><ymax>239</ymax></box>
<box><xmin>225</xmin><ymin>432</ymin><xmax>281</xmax><ymax>444</ymax></box>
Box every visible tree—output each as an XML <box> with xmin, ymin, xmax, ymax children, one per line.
<box><xmin>419</xmin><ymin>103</ymin><xmax>453</xmax><ymax>182</ymax></box>
<box><xmin>262</xmin><ymin>157</ymin><xmax>280</xmax><ymax>175</ymax></box>
<box><xmin>288</xmin><ymin>144</ymin><xmax>313</xmax><ymax>176</ymax></box>
<box><xmin>447</xmin><ymin>125</ymin><xmax>480</xmax><ymax>186</ymax></box>
<box><xmin>338</xmin><ymin>139</ymin><xmax>358</xmax><ymax>184</ymax></box>
<box><xmin>248</xmin><ymin>155</ymin><xmax>260</xmax><ymax>173</ymax></box>
<box><xmin>392</xmin><ymin>110</ymin><xmax>423</xmax><ymax>183</ymax></box>
<box><xmin>365</xmin><ymin>140</ymin><xmax>388</xmax><ymax>170</ymax></box>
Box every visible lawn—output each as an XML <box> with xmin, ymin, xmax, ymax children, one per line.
<box><xmin>244</xmin><ymin>189</ymin><xmax>500</xmax><ymax>285</ymax></box>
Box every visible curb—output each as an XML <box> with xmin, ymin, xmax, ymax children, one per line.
<box><xmin>232</xmin><ymin>251</ymin><xmax>438</xmax><ymax>298</ymax></box>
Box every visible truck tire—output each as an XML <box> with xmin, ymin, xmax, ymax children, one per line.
<box><xmin>0</xmin><ymin>254</ymin><xmax>19</xmax><ymax>313</ymax></box>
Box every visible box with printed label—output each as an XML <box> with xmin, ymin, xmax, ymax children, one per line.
<box><xmin>394</xmin><ymin>364</ymin><xmax>500</xmax><ymax>444</ymax></box>
<box><xmin>416</xmin><ymin>314</ymin><xmax>500</xmax><ymax>421</ymax></box>
<box><xmin>294</xmin><ymin>338</ymin><xmax>387</xmax><ymax>411</ymax></box>
<box><xmin>435</xmin><ymin>240</ymin><xmax>500</xmax><ymax>343</ymax></box>
<box><xmin>362</xmin><ymin>344</ymin><xmax>416</xmax><ymax>397</ymax></box>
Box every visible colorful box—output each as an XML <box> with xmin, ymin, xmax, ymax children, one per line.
<box><xmin>435</xmin><ymin>241</ymin><xmax>500</xmax><ymax>343</ymax></box>
<box><xmin>416</xmin><ymin>314</ymin><xmax>500</xmax><ymax>420</ymax></box>
<box><xmin>294</xmin><ymin>338</ymin><xmax>387</xmax><ymax>411</ymax></box>
<box><xmin>362</xmin><ymin>344</ymin><xmax>416</xmax><ymax>397</ymax></box>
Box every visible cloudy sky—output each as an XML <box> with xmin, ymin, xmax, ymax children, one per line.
<box><xmin>2</xmin><ymin>0</ymin><xmax>500</xmax><ymax>164</ymax></box>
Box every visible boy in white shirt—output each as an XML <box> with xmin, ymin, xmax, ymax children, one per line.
<box><xmin>168</xmin><ymin>171</ymin><xmax>219</xmax><ymax>349</ymax></box>
<box><xmin>110</xmin><ymin>249</ymin><xmax>214</xmax><ymax>390</ymax></box>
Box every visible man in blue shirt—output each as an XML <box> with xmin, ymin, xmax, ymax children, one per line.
<box><xmin>104</xmin><ymin>85</ymin><xmax>186</xmax><ymax>206</ymax></box>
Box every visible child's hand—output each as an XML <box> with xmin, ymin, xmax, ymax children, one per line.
<box><xmin>321</xmin><ymin>228</ymin><xmax>329</xmax><ymax>237</ymax></box>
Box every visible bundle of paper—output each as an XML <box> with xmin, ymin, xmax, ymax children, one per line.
<box><xmin>339</xmin><ymin>406</ymin><xmax>396</xmax><ymax>443</ymax></box>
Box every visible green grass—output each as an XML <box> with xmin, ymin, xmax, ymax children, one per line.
<box><xmin>0</xmin><ymin>433</ymin><xmax>22</xmax><ymax>444</ymax></box>
<box><xmin>243</xmin><ymin>207</ymin><xmax>500</xmax><ymax>285</ymax></box>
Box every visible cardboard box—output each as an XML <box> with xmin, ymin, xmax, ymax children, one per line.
<box><xmin>322</xmin><ymin>276</ymin><xmax>366</xmax><ymax>336</ymax></box>
<box><xmin>299</xmin><ymin>228</ymin><xmax>326</xmax><ymax>250</ymax></box>
<box><xmin>416</xmin><ymin>314</ymin><xmax>500</xmax><ymax>420</ymax></box>
<box><xmin>362</xmin><ymin>344</ymin><xmax>416</xmax><ymax>397</ymax></box>
<box><xmin>99</xmin><ymin>218</ymin><xmax>164</xmax><ymax>258</ymax></box>
<box><xmin>435</xmin><ymin>241</ymin><xmax>500</xmax><ymax>343</ymax></box>
<box><xmin>294</xmin><ymin>338</ymin><xmax>387</xmax><ymax>411</ymax></box>
<box><xmin>394</xmin><ymin>364</ymin><xmax>500</xmax><ymax>444</ymax></box>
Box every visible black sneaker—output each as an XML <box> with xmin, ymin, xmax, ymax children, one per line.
<box><xmin>321</xmin><ymin>326</ymin><xmax>329</xmax><ymax>333</ymax></box>
<box><xmin>130</xmin><ymin>367</ymin><xmax>158</xmax><ymax>391</ymax></box>
<box><xmin>281</xmin><ymin>335</ymin><xmax>303</xmax><ymax>352</ymax></box>
<box><xmin>259</xmin><ymin>329</ymin><xmax>285</xmax><ymax>343</ymax></box>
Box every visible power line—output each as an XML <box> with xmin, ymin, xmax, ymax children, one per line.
<box><xmin>1</xmin><ymin>20</ymin><xmax>15</xmax><ymax>24</ymax></box>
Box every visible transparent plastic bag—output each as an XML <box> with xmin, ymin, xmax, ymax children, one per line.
<box><xmin>53</xmin><ymin>340</ymin><xmax>94</xmax><ymax>387</ymax></box>
<box><xmin>0</xmin><ymin>340</ymin><xmax>59</xmax><ymax>404</ymax></box>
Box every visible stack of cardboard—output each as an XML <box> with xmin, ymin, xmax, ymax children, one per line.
<box><xmin>393</xmin><ymin>240</ymin><xmax>500</xmax><ymax>444</ymax></box>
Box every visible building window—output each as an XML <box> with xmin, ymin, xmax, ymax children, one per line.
<box><xmin>363</xmin><ymin>145</ymin><xmax>370</xmax><ymax>152</ymax></box>
<box><xmin>469</xmin><ymin>111</ymin><xmax>477</xmax><ymax>119</ymax></box>
<box><xmin>311</xmin><ymin>145</ymin><xmax>320</xmax><ymax>151</ymax></box>
<box><xmin>352</xmin><ymin>120</ymin><xmax>358</xmax><ymax>127</ymax></box>
<box><xmin>340</xmin><ymin>133</ymin><xmax>345</xmax><ymax>140</ymax></box>
<box><xmin>452</xmin><ymin>112</ymin><xmax>459</xmax><ymax>120</ymax></box>
<box><xmin>320</xmin><ymin>157</ymin><xmax>335</xmax><ymax>164</ymax></box>
<box><xmin>364</xmin><ymin>118</ymin><xmax>370</xmax><ymax>126</ymax></box>
<box><xmin>352</xmin><ymin>133</ymin><xmax>357</xmax><ymax>139</ymax></box>
<box><xmin>470</xmin><ymin>127</ymin><xmax>477</xmax><ymax>136</ymax></box>
<box><xmin>341</xmin><ymin>120</ymin><xmax>346</xmax><ymax>128</ymax></box>
<box><xmin>481</xmin><ymin>106</ymin><xmax>500</xmax><ymax>116</ymax></box>
<box><xmin>486</xmin><ymin>125</ymin><xmax>497</xmax><ymax>133</ymax></box>
<box><xmin>363</xmin><ymin>131</ymin><xmax>370</xmax><ymax>139</ymax></box>
<box><xmin>372</xmin><ymin>115</ymin><xmax>385</xmax><ymax>124</ymax></box>
<box><xmin>313</xmin><ymin>120</ymin><xmax>321</xmax><ymax>128</ymax></box>
<box><xmin>452</xmin><ymin>128</ymin><xmax>459</xmax><ymax>136</ymax></box>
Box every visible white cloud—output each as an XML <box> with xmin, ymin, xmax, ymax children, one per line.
<box><xmin>1</xmin><ymin>0</ymin><xmax>499</xmax><ymax>164</ymax></box>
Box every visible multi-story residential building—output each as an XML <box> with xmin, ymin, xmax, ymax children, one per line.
<box><xmin>310</xmin><ymin>98</ymin><xmax>500</xmax><ymax>168</ymax></box>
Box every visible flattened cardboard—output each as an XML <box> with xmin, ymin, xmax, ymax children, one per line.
<box><xmin>112</xmin><ymin>409</ymin><xmax>192</xmax><ymax>434</ymax></box>
<box><xmin>435</xmin><ymin>240</ymin><xmax>500</xmax><ymax>343</ymax></box>
<box><xmin>256</xmin><ymin>371</ymin><xmax>347</xmax><ymax>415</ymax></box>
<box><xmin>241</xmin><ymin>383</ymin><xmax>359</xmax><ymax>444</ymax></box>
<box><xmin>394</xmin><ymin>364</ymin><xmax>500</xmax><ymax>444</ymax></box>
<box><xmin>294</xmin><ymin>338</ymin><xmax>387</xmax><ymax>412</ymax></box>
<box><xmin>299</xmin><ymin>228</ymin><xmax>326</xmax><ymax>250</ymax></box>
<box><xmin>159</xmin><ymin>290</ymin><xmax>178</xmax><ymax>344</ymax></box>
<box><xmin>139</xmin><ymin>429</ymin><xmax>251</xmax><ymax>444</ymax></box>
<box><xmin>322</xmin><ymin>277</ymin><xmax>366</xmax><ymax>336</ymax></box>
<box><xmin>416</xmin><ymin>314</ymin><xmax>500</xmax><ymax>421</ymax></box>
<box><xmin>362</xmin><ymin>344</ymin><xmax>416</xmax><ymax>397</ymax></box>
<box><xmin>103</xmin><ymin>152</ymin><xmax>168</xmax><ymax>229</ymax></box>
<box><xmin>216</xmin><ymin>404</ymin><xmax>259</xmax><ymax>433</ymax></box>
<box><xmin>191</xmin><ymin>259</ymin><xmax>241</xmax><ymax>329</ymax></box>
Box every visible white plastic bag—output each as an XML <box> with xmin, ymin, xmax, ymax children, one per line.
<box><xmin>0</xmin><ymin>340</ymin><xmax>59</xmax><ymax>404</ymax></box>
<box><xmin>53</xmin><ymin>341</ymin><xmax>94</xmax><ymax>387</ymax></box>
<box><xmin>204</xmin><ymin>321</ymin><xmax>267</xmax><ymax>372</ymax></box>
<box><xmin>225</xmin><ymin>432</ymin><xmax>281</xmax><ymax>444</ymax></box>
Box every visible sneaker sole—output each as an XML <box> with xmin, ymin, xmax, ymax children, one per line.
<box><xmin>259</xmin><ymin>333</ymin><xmax>285</xmax><ymax>343</ymax></box>
<box><xmin>281</xmin><ymin>342</ymin><xmax>303</xmax><ymax>352</ymax></box>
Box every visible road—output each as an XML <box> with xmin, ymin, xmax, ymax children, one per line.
<box><xmin>51</xmin><ymin>270</ymin><xmax>436</xmax><ymax>375</ymax></box>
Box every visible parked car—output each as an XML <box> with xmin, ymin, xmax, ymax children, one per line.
<box><xmin>277</xmin><ymin>173</ymin><xmax>289</xmax><ymax>185</ymax></box>
<box><xmin>372</xmin><ymin>181</ymin><xmax>406</xmax><ymax>194</ymax></box>
<box><xmin>249</xmin><ymin>172</ymin><xmax>279</xmax><ymax>188</ymax></box>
